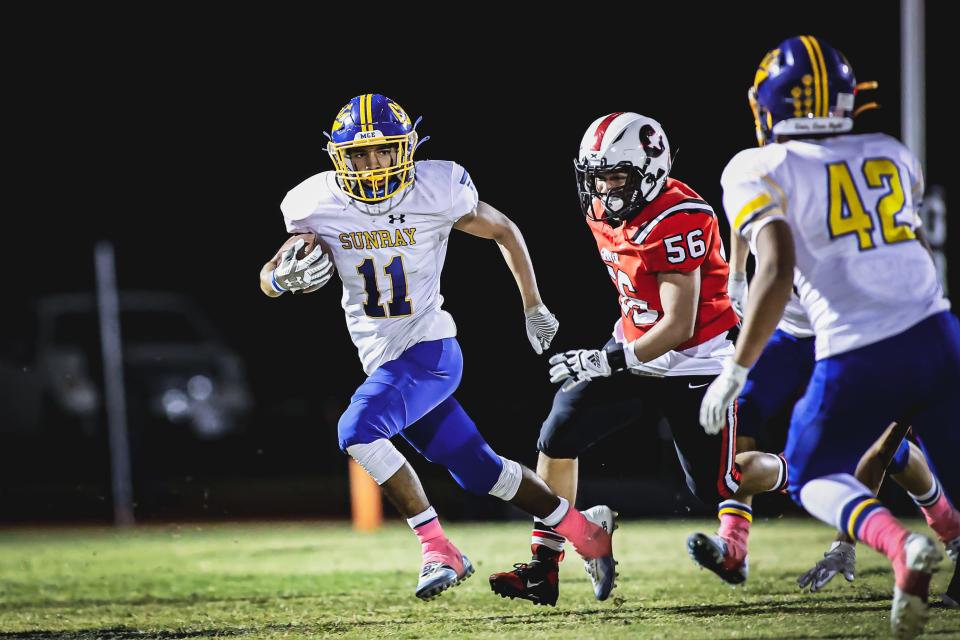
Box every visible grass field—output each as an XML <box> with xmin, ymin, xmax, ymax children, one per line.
<box><xmin>0</xmin><ymin>519</ymin><xmax>957</xmax><ymax>639</ymax></box>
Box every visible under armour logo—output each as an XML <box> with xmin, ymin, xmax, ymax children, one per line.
<box><xmin>388</xmin><ymin>214</ymin><xmax>406</xmax><ymax>224</ymax></box>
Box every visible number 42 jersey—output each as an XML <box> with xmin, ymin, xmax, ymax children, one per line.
<box><xmin>721</xmin><ymin>133</ymin><xmax>949</xmax><ymax>360</ymax></box>
<box><xmin>281</xmin><ymin>160</ymin><xmax>478</xmax><ymax>374</ymax></box>
<box><xmin>587</xmin><ymin>177</ymin><xmax>739</xmax><ymax>376</ymax></box>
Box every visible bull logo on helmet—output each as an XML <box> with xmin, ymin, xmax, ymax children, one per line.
<box><xmin>639</xmin><ymin>124</ymin><xmax>666</xmax><ymax>158</ymax></box>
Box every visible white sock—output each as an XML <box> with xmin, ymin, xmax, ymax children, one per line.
<box><xmin>539</xmin><ymin>497</ymin><xmax>570</xmax><ymax>528</ymax></box>
<box><xmin>799</xmin><ymin>473</ymin><xmax>873</xmax><ymax>530</ymax></box>
<box><xmin>406</xmin><ymin>506</ymin><xmax>437</xmax><ymax>530</ymax></box>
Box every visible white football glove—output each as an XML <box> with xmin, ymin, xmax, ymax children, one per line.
<box><xmin>525</xmin><ymin>304</ymin><xmax>559</xmax><ymax>354</ymax></box>
<box><xmin>699</xmin><ymin>360</ymin><xmax>750</xmax><ymax>434</ymax></box>
<box><xmin>272</xmin><ymin>239</ymin><xmax>333</xmax><ymax>293</ymax></box>
<box><xmin>797</xmin><ymin>541</ymin><xmax>856</xmax><ymax>592</ymax></box>
<box><xmin>549</xmin><ymin>349</ymin><xmax>613</xmax><ymax>392</ymax></box>
<box><xmin>728</xmin><ymin>272</ymin><xmax>748</xmax><ymax>319</ymax></box>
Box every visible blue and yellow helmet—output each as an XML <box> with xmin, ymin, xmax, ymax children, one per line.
<box><xmin>326</xmin><ymin>93</ymin><xmax>419</xmax><ymax>203</ymax></box>
<box><xmin>749</xmin><ymin>36</ymin><xmax>858</xmax><ymax>146</ymax></box>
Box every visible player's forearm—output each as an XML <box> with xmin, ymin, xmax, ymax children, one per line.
<box><xmin>494</xmin><ymin>221</ymin><xmax>543</xmax><ymax>311</ymax></box>
<box><xmin>733</xmin><ymin>224</ymin><xmax>794</xmax><ymax>367</ymax></box>
<box><xmin>730</xmin><ymin>231</ymin><xmax>749</xmax><ymax>277</ymax></box>
<box><xmin>626</xmin><ymin>317</ymin><xmax>694</xmax><ymax>363</ymax></box>
<box><xmin>259</xmin><ymin>260</ymin><xmax>283</xmax><ymax>298</ymax></box>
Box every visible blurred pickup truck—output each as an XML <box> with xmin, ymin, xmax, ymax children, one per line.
<box><xmin>0</xmin><ymin>291</ymin><xmax>252</xmax><ymax>439</ymax></box>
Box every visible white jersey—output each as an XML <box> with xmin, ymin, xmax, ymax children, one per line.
<box><xmin>281</xmin><ymin>160</ymin><xmax>478</xmax><ymax>374</ymax></box>
<box><xmin>722</xmin><ymin>133</ymin><xmax>948</xmax><ymax>359</ymax></box>
<box><xmin>778</xmin><ymin>294</ymin><xmax>814</xmax><ymax>339</ymax></box>
<box><xmin>612</xmin><ymin>319</ymin><xmax>734</xmax><ymax>377</ymax></box>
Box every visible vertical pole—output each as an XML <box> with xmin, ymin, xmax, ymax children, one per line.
<box><xmin>95</xmin><ymin>242</ymin><xmax>135</xmax><ymax>527</ymax></box>
<box><xmin>901</xmin><ymin>0</ymin><xmax>924</xmax><ymax>170</ymax></box>
<box><xmin>902</xmin><ymin>0</ymin><xmax>947</xmax><ymax>293</ymax></box>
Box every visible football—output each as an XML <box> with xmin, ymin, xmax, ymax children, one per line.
<box><xmin>277</xmin><ymin>233</ymin><xmax>319</xmax><ymax>260</ymax></box>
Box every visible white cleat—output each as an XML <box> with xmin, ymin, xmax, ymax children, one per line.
<box><xmin>581</xmin><ymin>506</ymin><xmax>618</xmax><ymax>601</ymax></box>
<box><xmin>944</xmin><ymin>536</ymin><xmax>959</xmax><ymax>609</ymax></box>
<box><xmin>945</xmin><ymin>536</ymin><xmax>960</xmax><ymax>564</ymax></box>
<box><xmin>890</xmin><ymin>534</ymin><xmax>941</xmax><ymax>640</ymax></box>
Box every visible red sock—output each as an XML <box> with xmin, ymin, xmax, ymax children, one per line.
<box><xmin>553</xmin><ymin>509</ymin><xmax>610</xmax><ymax>560</ymax></box>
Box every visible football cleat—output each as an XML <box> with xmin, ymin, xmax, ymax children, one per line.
<box><xmin>687</xmin><ymin>533</ymin><xmax>748</xmax><ymax>585</ymax></box>
<box><xmin>943</xmin><ymin>537</ymin><xmax>959</xmax><ymax>609</ymax></box>
<box><xmin>489</xmin><ymin>553</ymin><xmax>560</xmax><ymax>606</ymax></box>
<box><xmin>415</xmin><ymin>554</ymin><xmax>474</xmax><ymax>601</ymax></box>
<box><xmin>581</xmin><ymin>506</ymin><xmax>619</xmax><ymax>600</ymax></box>
<box><xmin>890</xmin><ymin>534</ymin><xmax>940</xmax><ymax>639</ymax></box>
<box><xmin>945</xmin><ymin>536</ymin><xmax>960</xmax><ymax>564</ymax></box>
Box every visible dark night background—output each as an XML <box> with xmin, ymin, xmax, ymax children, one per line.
<box><xmin>2</xmin><ymin>4</ymin><xmax>955</xmax><ymax>524</ymax></box>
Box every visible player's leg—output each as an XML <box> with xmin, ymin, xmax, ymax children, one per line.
<box><xmin>532</xmin><ymin>374</ymin><xmax>648</xmax><ymax>551</ymax></box>
<box><xmin>336</xmin><ymin>338</ymin><xmax>469</xmax><ymax>600</ymax></box>
<box><xmin>489</xmin><ymin>372</ymin><xmax>649</xmax><ymax>604</ymax></box>
<box><xmin>888</xmin><ymin>438</ymin><xmax>960</xmax><ymax>561</ymax></box>
<box><xmin>403</xmin><ymin>395</ymin><xmax>617</xmax><ymax>606</ymax></box>
<box><xmin>897</xmin><ymin>314</ymin><xmax>960</xmax><ymax>608</ymax></box>
<box><xmin>788</xmin><ymin>319</ymin><xmax>957</xmax><ymax>637</ymax></box>
<box><xmin>798</xmin><ymin>420</ymin><xmax>908</xmax><ymax>592</ymax></box>
<box><xmin>736</xmin><ymin>329</ymin><xmax>816</xmax><ymax>453</ymax></box>
<box><xmin>662</xmin><ymin>375</ymin><xmax>786</xmax><ymax>584</ymax></box>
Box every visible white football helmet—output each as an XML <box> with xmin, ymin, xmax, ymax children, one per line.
<box><xmin>575</xmin><ymin>112</ymin><xmax>672</xmax><ymax>224</ymax></box>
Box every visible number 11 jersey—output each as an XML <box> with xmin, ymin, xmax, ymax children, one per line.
<box><xmin>282</xmin><ymin>160</ymin><xmax>478</xmax><ymax>374</ymax></box>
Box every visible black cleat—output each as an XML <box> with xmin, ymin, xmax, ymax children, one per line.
<box><xmin>945</xmin><ymin>549</ymin><xmax>959</xmax><ymax>609</ymax></box>
<box><xmin>687</xmin><ymin>532</ymin><xmax>748</xmax><ymax>585</ymax></box>
<box><xmin>489</xmin><ymin>550</ymin><xmax>560</xmax><ymax>606</ymax></box>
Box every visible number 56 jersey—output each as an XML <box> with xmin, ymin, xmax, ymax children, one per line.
<box><xmin>722</xmin><ymin>132</ymin><xmax>949</xmax><ymax>360</ymax></box>
<box><xmin>588</xmin><ymin>178</ymin><xmax>739</xmax><ymax>375</ymax></box>
<box><xmin>281</xmin><ymin>160</ymin><xmax>479</xmax><ymax>374</ymax></box>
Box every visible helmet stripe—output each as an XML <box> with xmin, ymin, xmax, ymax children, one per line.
<box><xmin>798</xmin><ymin>36</ymin><xmax>822</xmax><ymax>117</ymax></box>
<box><xmin>592</xmin><ymin>112</ymin><xmax>624</xmax><ymax>151</ymax></box>
<box><xmin>365</xmin><ymin>93</ymin><xmax>374</xmax><ymax>131</ymax></box>
<box><xmin>808</xmin><ymin>37</ymin><xmax>829</xmax><ymax>116</ymax></box>
<box><xmin>359</xmin><ymin>94</ymin><xmax>368</xmax><ymax>132</ymax></box>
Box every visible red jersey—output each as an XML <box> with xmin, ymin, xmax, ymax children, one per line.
<box><xmin>587</xmin><ymin>178</ymin><xmax>737</xmax><ymax>351</ymax></box>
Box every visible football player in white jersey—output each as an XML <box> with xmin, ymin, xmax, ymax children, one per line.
<box><xmin>699</xmin><ymin>37</ymin><xmax>960</xmax><ymax>637</ymax></box>
<box><xmin>259</xmin><ymin>94</ymin><xmax>617</xmax><ymax>601</ymax></box>
<box><xmin>728</xmin><ymin>231</ymin><xmax>959</xmax><ymax>595</ymax></box>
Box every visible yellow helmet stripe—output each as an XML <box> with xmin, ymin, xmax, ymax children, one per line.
<box><xmin>365</xmin><ymin>93</ymin><xmax>374</xmax><ymax>132</ymax></box>
<box><xmin>799</xmin><ymin>36</ymin><xmax>823</xmax><ymax>117</ymax></box>
<box><xmin>808</xmin><ymin>37</ymin><xmax>829</xmax><ymax>116</ymax></box>
<box><xmin>358</xmin><ymin>94</ymin><xmax>367</xmax><ymax>131</ymax></box>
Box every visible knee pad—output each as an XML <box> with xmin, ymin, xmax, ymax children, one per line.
<box><xmin>345</xmin><ymin>439</ymin><xmax>406</xmax><ymax>485</ymax></box>
<box><xmin>488</xmin><ymin>456</ymin><xmax>522</xmax><ymax>501</ymax></box>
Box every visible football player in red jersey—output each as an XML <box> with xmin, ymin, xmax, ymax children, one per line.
<box><xmin>489</xmin><ymin>113</ymin><xmax>787</xmax><ymax>606</ymax></box>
